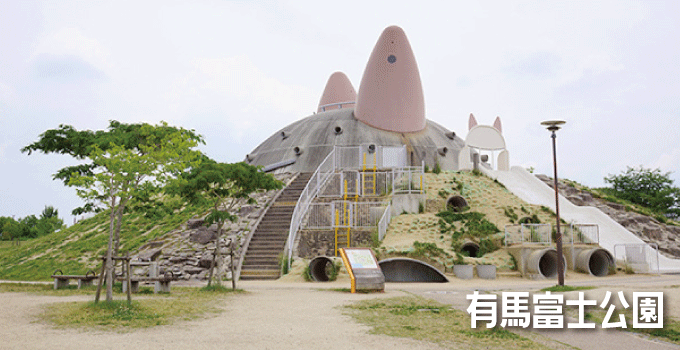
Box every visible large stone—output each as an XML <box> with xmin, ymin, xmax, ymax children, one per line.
<box><xmin>187</xmin><ymin>218</ymin><xmax>205</xmax><ymax>229</ymax></box>
<box><xmin>190</xmin><ymin>227</ymin><xmax>217</xmax><ymax>245</ymax></box>
<box><xmin>184</xmin><ymin>266</ymin><xmax>204</xmax><ymax>275</ymax></box>
<box><xmin>139</xmin><ymin>248</ymin><xmax>163</xmax><ymax>262</ymax></box>
<box><xmin>199</xmin><ymin>255</ymin><xmax>214</xmax><ymax>268</ymax></box>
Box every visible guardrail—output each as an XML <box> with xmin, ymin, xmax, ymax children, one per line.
<box><xmin>504</xmin><ymin>224</ymin><xmax>552</xmax><ymax>246</ymax></box>
<box><xmin>378</xmin><ymin>203</ymin><xmax>392</xmax><ymax>241</ymax></box>
<box><xmin>614</xmin><ymin>243</ymin><xmax>660</xmax><ymax>274</ymax></box>
<box><xmin>303</xmin><ymin>200</ymin><xmax>389</xmax><ymax>230</ymax></box>
<box><xmin>285</xmin><ymin>150</ymin><xmax>336</xmax><ymax>271</ymax></box>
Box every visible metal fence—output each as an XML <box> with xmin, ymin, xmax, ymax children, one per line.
<box><xmin>333</xmin><ymin>145</ymin><xmax>407</xmax><ymax>170</ymax></box>
<box><xmin>614</xmin><ymin>243</ymin><xmax>660</xmax><ymax>274</ymax></box>
<box><xmin>286</xmin><ymin>149</ymin><xmax>336</xmax><ymax>270</ymax></box>
<box><xmin>392</xmin><ymin>166</ymin><xmax>425</xmax><ymax>194</ymax></box>
<box><xmin>504</xmin><ymin>224</ymin><xmax>552</xmax><ymax>246</ymax></box>
<box><xmin>564</xmin><ymin>223</ymin><xmax>599</xmax><ymax>244</ymax></box>
<box><xmin>302</xmin><ymin>200</ymin><xmax>389</xmax><ymax>230</ymax></box>
<box><xmin>378</xmin><ymin>203</ymin><xmax>392</xmax><ymax>241</ymax></box>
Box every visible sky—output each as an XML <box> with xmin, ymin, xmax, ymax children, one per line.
<box><xmin>1</xmin><ymin>1</ymin><xmax>679</xmax><ymax>225</ymax></box>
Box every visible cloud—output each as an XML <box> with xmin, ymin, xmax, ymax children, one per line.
<box><xmin>168</xmin><ymin>56</ymin><xmax>317</xmax><ymax>142</ymax></box>
<box><xmin>32</xmin><ymin>27</ymin><xmax>112</xmax><ymax>72</ymax></box>
<box><xmin>0</xmin><ymin>81</ymin><xmax>15</xmax><ymax>101</ymax></box>
<box><xmin>650</xmin><ymin>148</ymin><xmax>680</xmax><ymax>174</ymax></box>
<box><xmin>32</xmin><ymin>54</ymin><xmax>106</xmax><ymax>81</ymax></box>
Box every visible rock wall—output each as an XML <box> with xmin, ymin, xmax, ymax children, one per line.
<box><xmin>535</xmin><ymin>174</ymin><xmax>680</xmax><ymax>259</ymax></box>
<box><xmin>130</xmin><ymin>173</ymin><xmax>295</xmax><ymax>281</ymax></box>
<box><xmin>296</xmin><ymin>230</ymin><xmax>374</xmax><ymax>258</ymax></box>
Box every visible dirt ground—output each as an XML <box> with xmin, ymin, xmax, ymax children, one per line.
<box><xmin>2</xmin><ymin>273</ymin><xmax>680</xmax><ymax>350</ymax></box>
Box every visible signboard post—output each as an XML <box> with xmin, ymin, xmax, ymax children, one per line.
<box><xmin>339</xmin><ymin>248</ymin><xmax>385</xmax><ymax>293</ymax></box>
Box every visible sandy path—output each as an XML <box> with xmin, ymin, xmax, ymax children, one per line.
<box><xmin>0</xmin><ymin>283</ymin><xmax>445</xmax><ymax>350</ymax></box>
<box><xmin>2</xmin><ymin>274</ymin><xmax>680</xmax><ymax>350</ymax></box>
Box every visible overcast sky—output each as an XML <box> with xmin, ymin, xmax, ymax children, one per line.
<box><xmin>1</xmin><ymin>1</ymin><xmax>679</xmax><ymax>224</ymax></box>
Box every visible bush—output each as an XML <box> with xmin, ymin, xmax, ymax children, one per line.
<box><xmin>604</xmin><ymin>166</ymin><xmax>680</xmax><ymax>218</ymax></box>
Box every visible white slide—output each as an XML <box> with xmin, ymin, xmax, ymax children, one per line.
<box><xmin>484</xmin><ymin>166</ymin><xmax>680</xmax><ymax>273</ymax></box>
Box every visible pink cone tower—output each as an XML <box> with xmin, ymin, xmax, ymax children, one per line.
<box><xmin>355</xmin><ymin>26</ymin><xmax>426</xmax><ymax>133</ymax></box>
<box><xmin>317</xmin><ymin>72</ymin><xmax>356</xmax><ymax>113</ymax></box>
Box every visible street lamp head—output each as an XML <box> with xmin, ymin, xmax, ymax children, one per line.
<box><xmin>541</xmin><ymin>120</ymin><xmax>566</xmax><ymax>132</ymax></box>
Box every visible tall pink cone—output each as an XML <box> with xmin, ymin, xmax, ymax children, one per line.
<box><xmin>317</xmin><ymin>72</ymin><xmax>357</xmax><ymax>113</ymax></box>
<box><xmin>355</xmin><ymin>26</ymin><xmax>426</xmax><ymax>133</ymax></box>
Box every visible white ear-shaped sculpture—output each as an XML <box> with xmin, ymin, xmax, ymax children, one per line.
<box><xmin>493</xmin><ymin>116</ymin><xmax>502</xmax><ymax>133</ymax></box>
<box><xmin>468</xmin><ymin>113</ymin><xmax>477</xmax><ymax>131</ymax></box>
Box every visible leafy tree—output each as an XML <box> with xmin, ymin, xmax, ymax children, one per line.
<box><xmin>168</xmin><ymin>161</ymin><xmax>283</xmax><ymax>288</ymax></box>
<box><xmin>604</xmin><ymin>166</ymin><xmax>680</xmax><ymax>218</ymax></box>
<box><xmin>0</xmin><ymin>206</ymin><xmax>64</xmax><ymax>240</ymax></box>
<box><xmin>23</xmin><ymin>121</ymin><xmax>204</xmax><ymax>303</ymax></box>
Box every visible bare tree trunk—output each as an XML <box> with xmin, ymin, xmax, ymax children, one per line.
<box><xmin>105</xmin><ymin>201</ymin><xmax>116</xmax><ymax>302</ymax></box>
<box><xmin>113</xmin><ymin>201</ymin><xmax>126</xmax><ymax>256</ymax></box>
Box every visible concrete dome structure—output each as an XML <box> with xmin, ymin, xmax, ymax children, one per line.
<box><xmin>246</xmin><ymin>26</ymin><xmax>464</xmax><ymax>172</ymax></box>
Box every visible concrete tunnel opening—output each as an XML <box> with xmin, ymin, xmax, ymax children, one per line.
<box><xmin>527</xmin><ymin>248</ymin><xmax>566</xmax><ymax>279</ymax></box>
<box><xmin>577</xmin><ymin>248</ymin><xmax>612</xmax><ymax>277</ymax></box>
<box><xmin>460</xmin><ymin>241</ymin><xmax>480</xmax><ymax>258</ymax></box>
<box><xmin>308</xmin><ymin>256</ymin><xmax>337</xmax><ymax>282</ymax></box>
<box><xmin>447</xmin><ymin>196</ymin><xmax>468</xmax><ymax>212</ymax></box>
<box><xmin>379</xmin><ymin>258</ymin><xmax>448</xmax><ymax>283</ymax></box>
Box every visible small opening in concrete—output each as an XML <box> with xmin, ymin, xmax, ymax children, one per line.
<box><xmin>293</xmin><ymin>147</ymin><xmax>303</xmax><ymax>156</ymax></box>
<box><xmin>461</xmin><ymin>242</ymin><xmax>479</xmax><ymax>258</ymax></box>
<box><xmin>480</xmin><ymin>154</ymin><xmax>489</xmax><ymax>163</ymax></box>
<box><xmin>368</xmin><ymin>144</ymin><xmax>376</xmax><ymax>153</ymax></box>
<box><xmin>281</xmin><ymin>131</ymin><xmax>288</xmax><ymax>139</ymax></box>
<box><xmin>445</xmin><ymin>131</ymin><xmax>456</xmax><ymax>140</ymax></box>
<box><xmin>539</xmin><ymin>250</ymin><xmax>559</xmax><ymax>278</ymax></box>
<box><xmin>589</xmin><ymin>249</ymin><xmax>610</xmax><ymax>277</ymax></box>
<box><xmin>334</xmin><ymin>126</ymin><xmax>343</xmax><ymax>135</ymax></box>
<box><xmin>438</xmin><ymin>147</ymin><xmax>448</xmax><ymax>156</ymax></box>
<box><xmin>447</xmin><ymin>196</ymin><xmax>468</xmax><ymax>212</ymax></box>
<box><xmin>309</xmin><ymin>257</ymin><xmax>335</xmax><ymax>282</ymax></box>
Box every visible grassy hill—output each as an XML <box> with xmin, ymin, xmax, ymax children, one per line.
<box><xmin>0</xmin><ymin>198</ymin><xmax>210</xmax><ymax>281</ymax></box>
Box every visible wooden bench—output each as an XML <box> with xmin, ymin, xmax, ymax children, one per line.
<box><xmin>117</xmin><ymin>272</ymin><xmax>177</xmax><ymax>294</ymax></box>
<box><xmin>50</xmin><ymin>269</ymin><xmax>98</xmax><ymax>290</ymax></box>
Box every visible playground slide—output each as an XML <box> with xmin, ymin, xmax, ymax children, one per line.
<box><xmin>484</xmin><ymin>166</ymin><xmax>680</xmax><ymax>273</ymax></box>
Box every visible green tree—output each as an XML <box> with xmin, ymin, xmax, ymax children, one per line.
<box><xmin>23</xmin><ymin>121</ymin><xmax>204</xmax><ymax>302</ymax></box>
<box><xmin>168</xmin><ymin>161</ymin><xmax>283</xmax><ymax>288</ymax></box>
<box><xmin>604</xmin><ymin>166</ymin><xmax>680</xmax><ymax>218</ymax></box>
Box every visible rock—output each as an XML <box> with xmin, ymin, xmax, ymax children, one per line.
<box><xmin>199</xmin><ymin>255</ymin><xmax>214</xmax><ymax>268</ymax></box>
<box><xmin>139</xmin><ymin>248</ymin><xmax>163</xmax><ymax>262</ymax></box>
<box><xmin>190</xmin><ymin>227</ymin><xmax>217</xmax><ymax>245</ymax></box>
<box><xmin>183</xmin><ymin>266</ymin><xmax>204</xmax><ymax>275</ymax></box>
<box><xmin>187</xmin><ymin>218</ymin><xmax>205</xmax><ymax>229</ymax></box>
<box><xmin>239</xmin><ymin>205</ymin><xmax>256</xmax><ymax>216</ymax></box>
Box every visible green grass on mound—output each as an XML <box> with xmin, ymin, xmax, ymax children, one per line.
<box><xmin>0</xmin><ymin>200</ymin><xmax>210</xmax><ymax>281</ymax></box>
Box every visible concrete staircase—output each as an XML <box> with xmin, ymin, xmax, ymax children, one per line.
<box><xmin>240</xmin><ymin>173</ymin><xmax>312</xmax><ymax>280</ymax></box>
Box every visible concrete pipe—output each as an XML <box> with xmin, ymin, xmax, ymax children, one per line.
<box><xmin>576</xmin><ymin>248</ymin><xmax>611</xmax><ymax>277</ymax></box>
<box><xmin>293</xmin><ymin>146</ymin><xmax>303</xmax><ymax>156</ymax></box>
<box><xmin>445</xmin><ymin>131</ymin><xmax>456</xmax><ymax>140</ymax></box>
<box><xmin>281</xmin><ymin>131</ymin><xmax>289</xmax><ymax>139</ymax></box>
<box><xmin>438</xmin><ymin>147</ymin><xmax>448</xmax><ymax>156</ymax></box>
<box><xmin>334</xmin><ymin>126</ymin><xmax>343</xmax><ymax>135</ymax></box>
<box><xmin>460</xmin><ymin>241</ymin><xmax>480</xmax><ymax>258</ymax></box>
<box><xmin>308</xmin><ymin>257</ymin><xmax>336</xmax><ymax>282</ymax></box>
<box><xmin>527</xmin><ymin>248</ymin><xmax>566</xmax><ymax>279</ymax></box>
<box><xmin>446</xmin><ymin>196</ymin><xmax>468</xmax><ymax>212</ymax></box>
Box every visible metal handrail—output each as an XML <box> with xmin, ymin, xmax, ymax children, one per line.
<box><xmin>319</xmin><ymin>101</ymin><xmax>356</xmax><ymax>112</ymax></box>
<box><xmin>285</xmin><ymin>149</ymin><xmax>336</xmax><ymax>271</ymax></box>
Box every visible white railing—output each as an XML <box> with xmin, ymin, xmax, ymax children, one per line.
<box><xmin>504</xmin><ymin>224</ymin><xmax>552</xmax><ymax>246</ymax></box>
<box><xmin>378</xmin><ymin>203</ymin><xmax>392</xmax><ymax>241</ymax></box>
<box><xmin>302</xmin><ymin>200</ymin><xmax>389</xmax><ymax>230</ymax></box>
<box><xmin>285</xmin><ymin>145</ymin><xmax>409</xmax><ymax>271</ymax></box>
<box><xmin>565</xmin><ymin>223</ymin><xmax>599</xmax><ymax>244</ymax></box>
<box><xmin>285</xmin><ymin>149</ymin><xmax>335</xmax><ymax>270</ymax></box>
<box><xmin>392</xmin><ymin>166</ymin><xmax>425</xmax><ymax>194</ymax></box>
<box><xmin>614</xmin><ymin>243</ymin><xmax>660</xmax><ymax>274</ymax></box>
<box><xmin>319</xmin><ymin>100</ymin><xmax>355</xmax><ymax>112</ymax></box>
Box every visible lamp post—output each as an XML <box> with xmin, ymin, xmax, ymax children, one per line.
<box><xmin>541</xmin><ymin>120</ymin><xmax>566</xmax><ymax>286</ymax></box>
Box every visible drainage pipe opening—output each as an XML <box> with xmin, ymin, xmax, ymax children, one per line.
<box><xmin>576</xmin><ymin>248</ymin><xmax>611</xmax><ymax>277</ymax></box>
<box><xmin>447</xmin><ymin>196</ymin><xmax>468</xmax><ymax>212</ymax></box>
<box><xmin>309</xmin><ymin>257</ymin><xmax>336</xmax><ymax>282</ymax></box>
<box><xmin>461</xmin><ymin>241</ymin><xmax>480</xmax><ymax>258</ymax></box>
<box><xmin>528</xmin><ymin>248</ymin><xmax>566</xmax><ymax>279</ymax></box>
